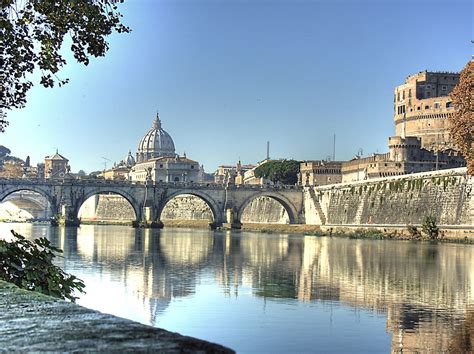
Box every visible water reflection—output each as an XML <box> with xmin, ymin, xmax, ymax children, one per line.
<box><xmin>1</xmin><ymin>223</ymin><xmax>473</xmax><ymax>353</ymax></box>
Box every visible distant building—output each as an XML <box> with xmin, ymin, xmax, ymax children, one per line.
<box><xmin>299</xmin><ymin>160</ymin><xmax>343</xmax><ymax>186</ymax></box>
<box><xmin>100</xmin><ymin>151</ymin><xmax>134</xmax><ymax>181</ymax></box>
<box><xmin>341</xmin><ymin>136</ymin><xmax>465</xmax><ymax>183</ymax></box>
<box><xmin>36</xmin><ymin>163</ymin><xmax>45</xmax><ymax>179</ymax></box>
<box><xmin>214</xmin><ymin>161</ymin><xmax>275</xmax><ymax>185</ymax></box>
<box><xmin>394</xmin><ymin>71</ymin><xmax>460</xmax><ymax>151</ymax></box>
<box><xmin>198</xmin><ymin>165</ymin><xmax>214</xmax><ymax>183</ymax></box>
<box><xmin>235</xmin><ymin>161</ymin><xmax>258</xmax><ymax>185</ymax></box>
<box><xmin>130</xmin><ymin>155</ymin><xmax>200</xmax><ymax>183</ymax></box>
<box><xmin>214</xmin><ymin>165</ymin><xmax>236</xmax><ymax>184</ymax></box>
<box><xmin>102</xmin><ymin>113</ymin><xmax>202</xmax><ymax>183</ymax></box>
<box><xmin>44</xmin><ymin>150</ymin><xmax>71</xmax><ymax>179</ymax></box>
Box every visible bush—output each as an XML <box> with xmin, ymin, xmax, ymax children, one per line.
<box><xmin>422</xmin><ymin>216</ymin><xmax>439</xmax><ymax>240</ymax></box>
<box><xmin>0</xmin><ymin>231</ymin><xmax>85</xmax><ymax>302</ymax></box>
<box><xmin>407</xmin><ymin>224</ymin><xmax>421</xmax><ymax>239</ymax></box>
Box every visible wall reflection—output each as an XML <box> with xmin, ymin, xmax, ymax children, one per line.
<box><xmin>2</xmin><ymin>223</ymin><xmax>472</xmax><ymax>352</ymax></box>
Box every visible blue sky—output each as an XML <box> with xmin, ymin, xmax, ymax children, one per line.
<box><xmin>2</xmin><ymin>0</ymin><xmax>471</xmax><ymax>173</ymax></box>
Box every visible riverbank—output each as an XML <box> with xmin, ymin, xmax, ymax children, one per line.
<box><xmin>238</xmin><ymin>223</ymin><xmax>474</xmax><ymax>243</ymax></box>
<box><xmin>0</xmin><ymin>280</ymin><xmax>233</xmax><ymax>353</ymax></box>
<box><xmin>156</xmin><ymin>220</ymin><xmax>474</xmax><ymax>244</ymax></box>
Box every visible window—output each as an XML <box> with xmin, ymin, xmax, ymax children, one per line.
<box><xmin>446</xmin><ymin>101</ymin><xmax>453</xmax><ymax>108</ymax></box>
<box><xmin>159</xmin><ymin>164</ymin><xmax>163</xmax><ymax>168</ymax></box>
<box><xmin>434</xmin><ymin>102</ymin><xmax>440</xmax><ymax>109</ymax></box>
<box><xmin>402</xmin><ymin>91</ymin><xmax>405</xmax><ymax>100</ymax></box>
<box><xmin>425</xmin><ymin>105</ymin><xmax>430</xmax><ymax>109</ymax></box>
<box><xmin>174</xmin><ymin>177</ymin><xmax>180</xmax><ymax>182</ymax></box>
<box><xmin>426</xmin><ymin>92</ymin><xmax>431</xmax><ymax>98</ymax></box>
<box><xmin>191</xmin><ymin>165</ymin><xmax>194</xmax><ymax>169</ymax></box>
<box><xmin>442</xmin><ymin>85</ymin><xmax>447</xmax><ymax>90</ymax></box>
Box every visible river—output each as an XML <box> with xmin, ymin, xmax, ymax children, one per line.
<box><xmin>1</xmin><ymin>223</ymin><xmax>473</xmax><ymax>353</ymax></box>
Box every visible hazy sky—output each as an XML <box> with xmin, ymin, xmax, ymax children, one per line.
<box><xmin>2</xmin><ymin>0</ymin><xmax>471</xmax><ymax>173</ymax></box>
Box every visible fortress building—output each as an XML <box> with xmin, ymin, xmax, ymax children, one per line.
<box><xmin>299</xmin><ymin>160</ymin><xmax>343</xmax><ymax>186</ymax></box>
<box><xmin>394</xmin><ymin>71</ymin><xmax>459</xmax><ymax>151</ymax></box>
<box><xmin>301</xmin><ymin>68</ymin><xmax>466</xmax><ymax>185</ymax></box>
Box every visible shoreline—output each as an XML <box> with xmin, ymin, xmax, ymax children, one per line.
<box><xmin>3</xmin><ymin>219</ymin><xmax>473</xmax><ymax>244</ymax></box>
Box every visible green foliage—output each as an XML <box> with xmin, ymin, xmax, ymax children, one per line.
<box><xmin>1</xmin><ymin>0</ymin><xmax>130</xmax><ymax>131</ymax></box>
<box><xmin>254</xmin><ymin>160</ymin><xmax>300</xmax><ymax>185</ymax></box>
<box><xmin>0</xmin><ymin>231</ymin><xmax>85</xmax><ymax>302</ymax></box>
<box><xmin>422</xmin><ymin>216</ymin><xmax>439</xmax><ymax>240</ymax></box>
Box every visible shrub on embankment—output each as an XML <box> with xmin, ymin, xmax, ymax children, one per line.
<box><xmin>0</xmin><ymin>231</ymin><xmax>85</xmax><ymax>302</ymax></box>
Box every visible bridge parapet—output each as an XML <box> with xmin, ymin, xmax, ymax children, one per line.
<box><xmin>0</xmin><ymin>178</ymin><xmax>305</xmax><ymax>228</ymax></box>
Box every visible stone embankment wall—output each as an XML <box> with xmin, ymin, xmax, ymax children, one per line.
<box><xmin>80</xmin><ymin>194</ymin><xmax>289</xmax><ymax>224</ymax></box>
<box><xmin>241</xmin><ymin>196</ymin><xmax>289</xmax><ymax>224</ymax></box>
<box><xmin>162</xmin><ymin>195</ymin><xmax>289</xmax><ymax>224</ymax></box>
<box><xmin>305</xmin><ymin>168</ymin><xmax>473</xmax><ymax>227</ymax></box>
<box><xmin>79</xmin><ymin>194</ymin><xmax>135</xmax><ymax>221</ymax></box>
<box><xmin>161</xmin><ymin>195</ymin><xmax>213</xmax><ymax>220</ymax></box>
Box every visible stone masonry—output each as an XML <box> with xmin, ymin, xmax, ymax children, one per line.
<box><xmin>306</xmin><ymin>168</ymin><xmax>472</xmax><ymax>226</ymax></box>
<box><xmin>0</xmin><ymin>281</ymin><xmax>233</xmax><ymax>353</ymax></box>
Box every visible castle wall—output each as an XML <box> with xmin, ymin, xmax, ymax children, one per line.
<box><xmin>306</xmin><ymin>168</ymin><xmax>473</xmax><ymax>226</ymax></box>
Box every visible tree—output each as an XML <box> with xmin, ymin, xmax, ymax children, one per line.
<box><xmin>0</xmin><ymin>0</ymin><xmax>130</xmax><ymax>132</ymax></box>
<box><xmin>254</xmin><ymin>160</ymin><xmax>300</xmax><ymax>185</ymax></box>
<box><xmin>0</xmin><ymin>160</ymin><xmax>24</xmax><ymax>178</ymax></box>
<box><xmin>0</xmin><ymin>231</ymin><xmax>85</xmax><ymax>302</ymax></box>
<box><xmin>449</xmin><ymin>60</ymin><xmax>473</xmax><ymax>175</ymax></box>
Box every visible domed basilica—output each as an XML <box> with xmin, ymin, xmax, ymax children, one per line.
<box><xmin>106</xmin><ymin>113</ymin><xmax>203</xmax><ymax>183</ymax></box>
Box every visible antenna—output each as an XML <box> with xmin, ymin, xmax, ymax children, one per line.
<box><xmin>101</xmin><ymin>157</ymin><xmax>111</xmax><ymax>171</ymax></box>
<box><xmin>333</xmin><ymin>134</ymin><xmax>336</xmax><ymax>161</ymax></box>
<box><xmin>266</xmin><ymin>141</ymin><xmax>270</xmax><ymax>160</ymax></box>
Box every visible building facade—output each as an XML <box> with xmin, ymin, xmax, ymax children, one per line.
<box><xmin>394</xmin><ymin>71</ymin><xmax>459</xmax><ymax>151</ymax></box>
<box><xmin>102</xmin><ymin>113</ymin><xmax>201</xmax><ymax>183</ymax></box>
<box><xmin>299</xmin><ymin>161</ymin><xmax>343</xmax><ymax>186</ymax></box>
<box><xmin>341</xmin><ymin>136</ymin><xmax>465</xmax><ymax>183</ymax></box>
<box><xmin>44</xmin><ymin>150</ymin><xmax>71</xmax><ymax>179</ymax></box>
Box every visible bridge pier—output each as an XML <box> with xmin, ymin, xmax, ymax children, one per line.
<box><xmin>136</xmin><ymin>206</ymin><xmax>163</xmax><ymax>229</ymax></box>
<box><xmin>58</xmin><ymin>204</ymin><xmax>80</xmax><ymax>227</ymax></box>
<box><xmin>225</xmin><ymin>208</ymin><xmax>242</xmax><ymax>229</ymax></box>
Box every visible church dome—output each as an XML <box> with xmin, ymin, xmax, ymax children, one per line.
<box><xmin>137</xmin><ymin>113</ymin><xmax>176</xmax><ymax>163</ymax></box>
<box><xmin>123</xmin><ymin>150</ymin><xmax>135</xmax><ymax>167</ymax></box>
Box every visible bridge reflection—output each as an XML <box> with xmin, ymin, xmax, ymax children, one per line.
<box><xmin>4</xmin><ymin>224</ymin><xmax>472</xmax><ymax>352</ymax></box>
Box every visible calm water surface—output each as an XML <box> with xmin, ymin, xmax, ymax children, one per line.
<box><xmin>2</xmin><ymin>223</ymin><xmax>473</xmax><ymax>353</ymax></box>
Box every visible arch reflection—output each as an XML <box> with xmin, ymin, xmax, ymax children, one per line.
<box><xmin>4</xmin><ymin>223</ymin><xmax>472</xmax><ymax>353</ymax></box>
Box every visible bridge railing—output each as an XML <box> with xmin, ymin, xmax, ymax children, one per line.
<box><xmin>0</xmin><ymin>177</ymin><xmax>302</xmax><ymax>191</ymax></box>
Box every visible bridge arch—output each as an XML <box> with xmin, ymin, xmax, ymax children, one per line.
<box><xmin>0</xmin><ymin>186</ymin><xmax>57</xmax><ymax>215</ymax></box>
<box><xmin>75</xmin><ymin>188</ymin><xmax>142</xmax><ymax>222</ymax></box>
<box><xmin>157</xmin><ymin>190</ymin><xmax>224</xmax><ymax>225</ymax></box>
<box><xmin>236</xmin><ymin>192</ymin><xmax>299</xmax><ymax>225</ymax></box>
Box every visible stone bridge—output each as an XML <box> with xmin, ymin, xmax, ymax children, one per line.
<box><xmin>0</xmin><ymin>178</ymin><xmax>304</xmax><ymax>228</ymax></box>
